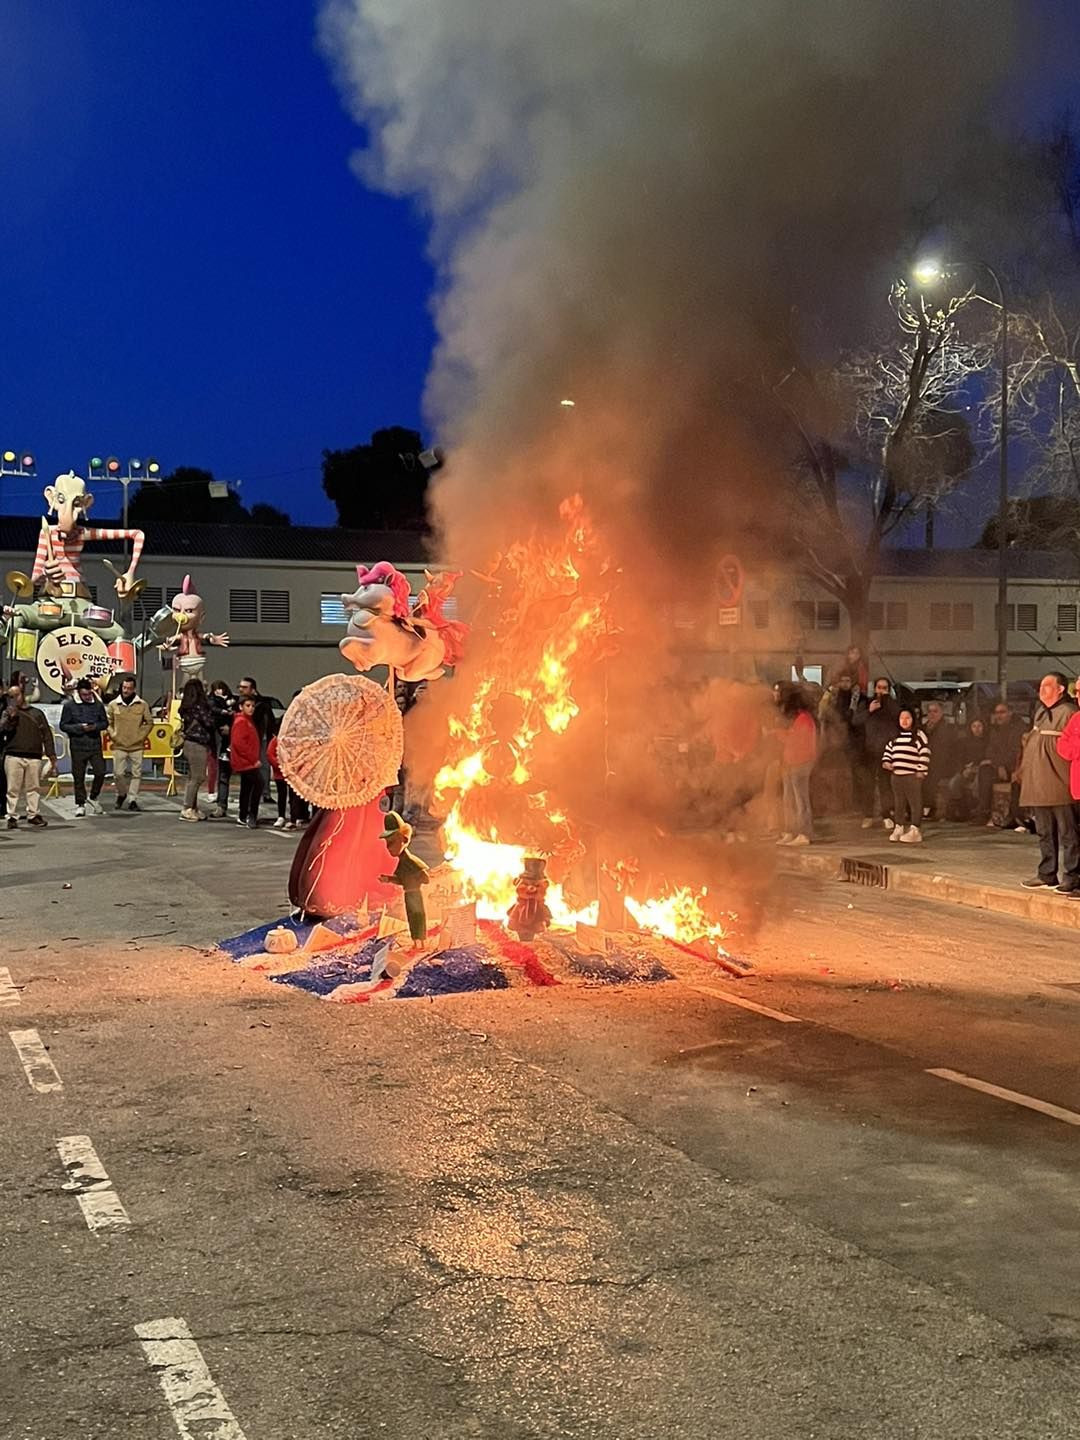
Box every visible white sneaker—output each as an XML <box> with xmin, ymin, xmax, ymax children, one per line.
<box><xmin>775</xmin><ymin>833</ymin><xmax>794</xmax><ymax>846</ymax></box>
<box><xmin>861</xmin><ymin>817</ymin><xmax>875</xmax><ymax>829</ymax></box>
<box><xmin>883</xmin><ymin>817</ymin><xmax>895</xmax><ymax>830</ymax></box>
<box><xmin>87</xmin><ymin>799</ymin><xmax>103</xmax><ymax>815</ymax></box>
<box><xmin>788</xmin><ymin>834</ymin><xmax>810</xmax><ymax>847</ymax></box>
<box><xmin>273</xmin><ymin>817</ymin><xmax>287</xmax><ymax>829</ymax></box>
<box><xmin>73</xmin><ymin>805</ymin><xmax>85</xmax><ymax>818</ymax></box>
<box><xmin>899</xmin><ymin>826</ymin><xmax>922</xmax><ymax>844</ymax></box>
<box><xmin>889</xmin><ymin>827</ymin><xmax>902</xmax><ymax>841</ymax></box>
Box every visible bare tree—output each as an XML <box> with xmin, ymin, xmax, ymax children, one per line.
<box><xmin>769</xmin><ymin>282</ymin><xmax>984</xmax><ymax>656</ymax></box>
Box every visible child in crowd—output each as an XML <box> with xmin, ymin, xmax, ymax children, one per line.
<box><xmin>267</xmin><ymin>723</ymin><xmax>309</xmax><ymax>831</ymax></box>
<box><xmin>882</xmin><ymin>707</ymin><xmax>930</xmax><ymax>844</ymax></box>
<box><xmin>229</xmin><ymin>695</ymin><xmax>264</xmax><ymax>830</ymax></box>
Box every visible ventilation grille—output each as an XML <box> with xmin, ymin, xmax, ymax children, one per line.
<box><xmin>133</xmin><ymin>586</ymin><xmax>164</xmax><ymax>621</ymax></box>
<box><xmin>229</xmin><ymin>589</ymin><xmax>258</xmax><ymax>624</ymax></box>
<box><xmin>260</xmin><ymin>589</ymin><xmax>290</xmax><ymax>624</ymax></box>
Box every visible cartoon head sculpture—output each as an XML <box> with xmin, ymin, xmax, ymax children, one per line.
<box><xmin>170</xmin><ymin>575</ymin><xmax>205</xmax><ymax>633</ymax></box>
<box><xmin>43</xmin><ymin>472</ymin><xmax>92</xmax><ymax>533</ymax></box>
<box><xmin>339</xmin><ymin>561</ymin><xmax>461</xmax><ymax>682</ymax></box>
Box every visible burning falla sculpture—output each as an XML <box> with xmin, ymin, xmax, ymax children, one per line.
<box><xmin>340</xmin><ymin>563</ymin><xmax>467</xmax><ymax>680</ymax></box>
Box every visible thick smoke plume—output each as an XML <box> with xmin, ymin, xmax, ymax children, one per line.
<box><xmin>318</xmin><ymin>0</ymin><xmax>1023</xmax><ymax>926</ymax></box>
<box><xmin>320</xmin><ymin>0</ymin><xmax>1019</xmax><ymax>573</ymax></box>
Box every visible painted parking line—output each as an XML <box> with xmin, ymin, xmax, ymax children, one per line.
<box><xmin>136</xmin><ymin>1318</ymin><xmax>249</xmax><ymax>1440</ymax></box>
<box><xmin>691</xmin><ymin>985</ymin><xmax>802</xmax><ymax>1024</ymax></box>
<box><xmin>927</xmin><ymin>1067</ymin><xmax>1080</xmax><ymax>1127</ymax></box>
<box><xmin>56</xmin><ymin>1135</ymin><xmax>131</xmax><ymax>1232</ymax></box>
<box><xmin>8</xmin><ymin>1029</ymin><xmax>63</xmax><ymax>1093</ymax></box>
<box><xmin>0</xmin><ymin>968</ymin><xmax>21</xmax><ymax>1008</ymax></box>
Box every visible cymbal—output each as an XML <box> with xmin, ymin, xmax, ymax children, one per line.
<box><xmin>120</xmin><ymin>577</ymin><xmax>146</xmax><ymax>603</ymax></box>
<box><xmin>4</xmin><ymin>570</ymin><xmax>32</xmax><ymax>598</ymax></box>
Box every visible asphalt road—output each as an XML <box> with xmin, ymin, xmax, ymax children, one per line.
<box><xmin>3</xmin><ymin>788</ymin><xmax>1080</xmax><ymax>1438</ymax></box>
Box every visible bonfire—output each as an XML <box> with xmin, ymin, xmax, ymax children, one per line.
<box><xmin>433</xmin><ymin>496</ymin><xmax>731</xmax><ymax>952</ymax></box>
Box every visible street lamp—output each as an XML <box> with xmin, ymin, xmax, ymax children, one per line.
<box><xmin>913</xmin><ymin>257</ymin><xmax>1009</xmax><ymax>700</ymax></box>
<box><xmin>88</xmin><ymin>453</ymin><xmax>164</xmax><ymax>560</ymax></box>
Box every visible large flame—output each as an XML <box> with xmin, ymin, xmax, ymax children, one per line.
<box><xmin>432</xmin><ymin>497</ymin><xmax>730</xmax><ymax>949</ymax></box>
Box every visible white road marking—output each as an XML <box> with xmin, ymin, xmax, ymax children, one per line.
<box><xmin>927</xmin><ymin>1068</ymin><xmax>1080</xmax><ymax>1127</ymax></box>
<box><xmin>691</xmin><ymin>985</ymin><xmax>802</xmax><ymax>1023</ymax></box>
<box><xmin>56</xmin><ymin>1135</ymin><xmax>131</xmax><ymax>1232</ymax></box>
<box><xmin>8</xmin><ymin>1029</ymin><xmax>63</xmax><ymax>1092</ymax></box>
<box><xmin>0</xmin><ymin>968</ymin><xmax>21</xmax><ymax>1007</ymax></box>
<box><xmin>136</xmin><ymin>1318</ymin><xmax>249</xmax><ymax>1440</ymax></box>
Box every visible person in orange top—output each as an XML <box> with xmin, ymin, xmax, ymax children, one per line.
<box><xmin>229</xmin><ymin>696</ymin><xmax>264</xmax><ymax>830</ymax></box>
<box><xmin>777</xmin><ymin>683</ymin><xmax>818</xmax><ymax>847</ymax></box>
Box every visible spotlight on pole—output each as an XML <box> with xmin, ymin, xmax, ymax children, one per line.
<box><xmin>146</xmin><ymin>458</ymin><xmax>161</xmax><ymax>477</ymax></box>
<box><xmin>106</xmin><ymin>456</ymin><xmax>121</xmax><ymax>476</ymax></box>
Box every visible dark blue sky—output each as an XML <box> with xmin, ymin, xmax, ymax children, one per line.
<box><xmin>0</xmin><ymin>0</ymin><xmax>434</xmax><ymax>524</ymax></box>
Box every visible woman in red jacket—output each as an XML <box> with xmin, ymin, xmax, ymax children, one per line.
<box><xmin>229</xmin><ymin>696</ymin><xmax>264</xmax><ymax>829</ymax></box>
<box><xmin>778</xmin><ymin>683</ymin><xmax>819</xmax><ymax>847</ymax></box>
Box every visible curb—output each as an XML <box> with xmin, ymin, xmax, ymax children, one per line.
<box><xmin>779</xmin><ymin>850</ymin><xmax>1080</xmax><ymax>933</ymax></box>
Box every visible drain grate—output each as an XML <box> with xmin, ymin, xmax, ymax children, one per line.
<box><xmin>841</xmin><ymin>857</ymin><xmax>889</xmax><ymax>888</ymax></box>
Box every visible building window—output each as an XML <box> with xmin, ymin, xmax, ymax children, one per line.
<box><xmin>229</xmin><ymin>589</ymin><xmax>258</xmax><ymax>624</ymax></box>
<box><xmin>816</xmin><ymin>600</ymin><xmax>840</xmax><ymax>630</ymax></box>
<box><xmin>1058</xmin><ymin>604</ymin><xmax>1078</xmax><ymax>633</ymax></box>
<box><xmin>952</xmin><ymin>602</ymin><xmax>974</xmax><ymax>631</ymax></box>
<box><xmin>260</xmin><ymin>589</ymin><xmax>290</xmax><ymax>624</ymax></box>
<box><xmin>885</xmin><ymin>601</ymin><xmax>907</xmax><ymax>630</ymax></box>
<box><xmin>320</xmin><ymin>594</ymin><xmax>347</xmax><ymax>625</ymax></box>
<box><xmin>792</xmin><ymin>600</ymin><xmax>815</xmax><ymax>631</ymax></box>
<box><xmin>999</xmin><ymin>603</ymin><xmax>1039</xmax><ymax>632</ymax></box>
<box><xmin>133</xmin><ymin>586</ymin><xmax>163</xmax><ymax>622</ymax></box>
<box><xmin>748</xmin><ymin>599</ymin><xmax>769</xmax><ymax>629</ymax></box>
<box><xmin>868</xmin><ymin>601</ymin><xmax>884</xmax><ymax>631</ymax></box>
<box><xmin>931</xmin><ymin>601</ymin><xmax>973</xmax><ymax>631</ymax></box>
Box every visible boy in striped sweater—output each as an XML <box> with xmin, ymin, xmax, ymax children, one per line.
<box><xmin>882</xmin><ymin>707</ymin><xmax>930</xmax><ymax>844</ymax></box>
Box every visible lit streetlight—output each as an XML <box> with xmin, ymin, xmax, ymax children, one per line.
<box><xmin>912</xmin><ymin>257</ymin><xmax>1010</xmax><ymax>700</ymax></box>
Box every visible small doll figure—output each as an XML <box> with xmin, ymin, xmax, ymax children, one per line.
<box><xmin>507</xmin><ymin>856</ymin><xmax>552</xmax><ymax>942</ymax></box>
<box><xmin>379</xmin><ymin>810</ymin><xmax>430</xmax><ymax>943</ymax></box>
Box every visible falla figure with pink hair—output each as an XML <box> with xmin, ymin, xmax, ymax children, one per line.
<box><xmin>160</xmin><ymin>575</ymin><xmax>229</xmax><ymax>682</ymax></box>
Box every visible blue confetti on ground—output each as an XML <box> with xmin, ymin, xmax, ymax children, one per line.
<box><xmin>270</xmin><ymin>936</ymin><xmax>389</xmax><ymax>995</ymax></box>
<box><xmin>218</xmin><ymin>913</ymin><xmax>364</xmax><ymax>960</ymax></box>
<box><xmin>568</xmin><ymin>950</ymin><xmax>674</xmax><ymax>984</ymax></box>
<box><xmin>397</xmin><ymin>946</ymin><xmax>510</xmax><ymax>999</ymax></box>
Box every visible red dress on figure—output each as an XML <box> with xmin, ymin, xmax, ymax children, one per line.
<box><xmin>288</xmin><ymin>797</ymin><xmax>398</xmax><ymax>920</ymax></box>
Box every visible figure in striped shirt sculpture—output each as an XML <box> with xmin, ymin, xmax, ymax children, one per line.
<box><xmin>2</xmin><ymin>471</ymin><xmax>145</xmax><ymax>648</ymax></box>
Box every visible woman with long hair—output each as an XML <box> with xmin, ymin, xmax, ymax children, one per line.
<box><xmin>178</xmin><ymin>677</ymin><xmax>215</xmax><ymax>821</ymax></box>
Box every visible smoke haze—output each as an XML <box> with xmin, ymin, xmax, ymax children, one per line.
<box><xmin>320</xmin><ymin>0</ymin><xmax>1020</xmax><ymax>572</ymax></box>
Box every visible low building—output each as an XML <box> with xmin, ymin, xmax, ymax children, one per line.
<box><xmin>676</xmin><ymin>549</ymin><xmax>1080</xmax><ymax>687</ymax></box>
<box><xmin>4</xmin><ymin>517</ymin><xmax>1079</xmax><ymax>696</ymax></box>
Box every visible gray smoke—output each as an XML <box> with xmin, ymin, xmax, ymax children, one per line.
<box><xmin>319</xmin><ymin>0</ymin><xmax>1021</xmax><ymax>571</ymax></box>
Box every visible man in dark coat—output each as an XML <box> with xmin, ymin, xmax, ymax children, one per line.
<box><xmin>60</xmin><ymin>678</ymin><xmax>109</xmax><ymax>816</ymax></box>
<box><xmin>855</xmin><ymin>676</ymin><xmax>900</xmax><ymax>828</ymax></box>
<box><xmin>1019</xmin><ymin>673</ymin><xmax>1079</xmax><ymax>892</ymax></box>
